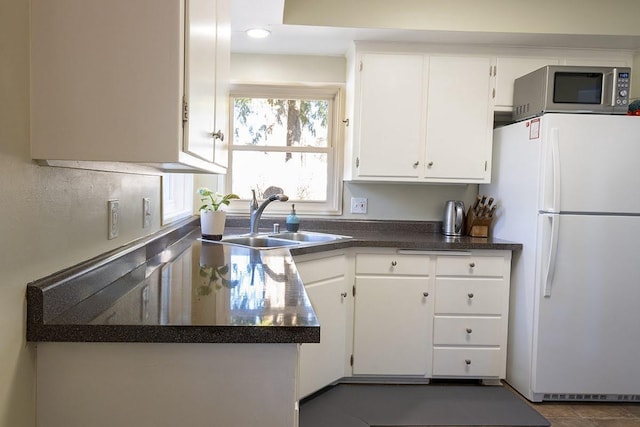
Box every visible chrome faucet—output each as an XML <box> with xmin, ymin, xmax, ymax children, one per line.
<box><xmin>249</xmin><ymin>189</ymin><xmax>289</xmax><ymax>235</ymax></box>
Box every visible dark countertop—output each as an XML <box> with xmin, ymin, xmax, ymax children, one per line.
<box><xmin>27</xmin><ymin>217</ymin><xmax>521</xmax><ymax>344</ymax></box>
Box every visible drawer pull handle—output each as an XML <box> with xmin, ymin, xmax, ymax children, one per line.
<box><xmin>465</xmin><ymin>359</ymin><xmax>472</xmax><ymax>365</ymax></box>
<box><xmin>466</xmin><ymin>328</ymin><xmax>472</xmax><ymax>334</ymax></box>
<box><xmin>422</xmin><ymin>292</ymin><xmax>429</xmax><ymax>297</ymax></box>
<box><xmin>340</xmin><ymin>292</ymin><xmax>348</xmax><ymax>298</ymax></box>
<box><xmin>469</xmin><ymin>262</ymin><xmax>476</xmax><ymax>268</ymax></box>
<box><xmin>391</xmin><ymin>261</ymin><xmax>397</xmax><ymax>267</ymax></box>
<box><xmin>467</xmin><ymin>293</ymin><xmax>474</xmax><ymax>298</ymax></box>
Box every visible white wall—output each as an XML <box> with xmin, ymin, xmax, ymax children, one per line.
<box><xmin>1</xmin><ymin>2</ymin><xmax>163</xmax><ymax>425</ymax></box>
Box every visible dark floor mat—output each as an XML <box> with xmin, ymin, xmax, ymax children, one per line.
<box><xmin>299</xmin><ymin>383</ymin><xmax>550</xmax><ymax>427</ymax></box>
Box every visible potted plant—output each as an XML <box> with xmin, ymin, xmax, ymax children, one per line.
<box><xmin>197</xmin><ymin>187</ymin><xmax>239</xmax><ymax>240</ymax></box>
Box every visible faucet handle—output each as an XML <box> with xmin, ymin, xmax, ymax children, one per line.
<box><xmin>250</xmin><ymin>189</ymin><xmax>258</xmax><ymax>209</ymax></box>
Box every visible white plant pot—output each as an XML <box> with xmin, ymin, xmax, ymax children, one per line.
<box><xmin>200</xmin><ymin>210</ymin><xmax>226</xmax><ymax>240</ymax></box>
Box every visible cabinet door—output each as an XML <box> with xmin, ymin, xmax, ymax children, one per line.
<box><xmin>353</xmin><ymin>277</ymin><xmax>432</xmax><ymax>376</ymax></box>
<box><xmin>356</xmin><ymin>53</ymin><xmax>425</xmax><ymax>179</ymax></box>
<box><xmin>30</xmin><ymin>0</ymin><xmax>183</xmax><ymax>162</ymax></box>
<box><xmin>494</xmin><ymin>57</ymin><xmax>560</xmax><ymax>109</ymax></box>
<box><xmin>213</xmin><ymin>0</ymin><xmax>230</xmax><ymax>169</ymax></box>
<box><xmin>183</xmin><ymin>0</ymin><xmax>217</xmax><ymax>163</ymax></box>
<box><xmin>298</xmin><ymin>276</ymin><xmax>349</xmax><ymax>398</ymax></box>
<box><xmin>296</xmin><ymin>254</ymin><xmax>350</xmax><ymax>399</ymax></box>
<box><xmin>424</xmin><ymin>56</ymin><xmax>493</xmax><ymax>182</ymax></box>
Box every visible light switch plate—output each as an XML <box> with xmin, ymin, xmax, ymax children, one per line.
<box><xmin>108</xmin><ymin>199</ymin><xmax>119</xmax><ymax>239</ymax></box>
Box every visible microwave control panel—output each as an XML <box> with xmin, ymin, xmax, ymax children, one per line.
<box><xmin>615</xmin><ymin>71</ymin><xmax>630</xmax><ymax>106</ymax></box>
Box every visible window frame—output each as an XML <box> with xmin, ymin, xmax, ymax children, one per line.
<box><xmin>224</xmin><ymin>83</ymin><xmax>344</xmax><ymax>216</ymax></box>
<box><xmin>161</xmin><ymin>173</ymin><xmax>194</xmax><ymax>225</ymax></box>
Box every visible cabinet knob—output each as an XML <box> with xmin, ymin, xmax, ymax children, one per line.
<box><xmin>469</xmin><ymin>262</ymin><xmax>476</xmax><ymax>268</ymax></box>
<box><xmin>466</xmin><ymin>328</ymin><xmax>473</xmax><ymax>334</ymax></box>
<box><xmin>391</xmin><ymin>261</ymin><xmax>397</xmax><ymax>267</ymax></box>
<box><xmin>427</xmin><ymin>161</ymin><xmax>434</xmax><ymax>167</ymax></box>
<box><xmin>340</xmin><ymin>292</ymin><xmax>348</xmax><ymax>298</ymax></box>
<box><xmin>465</xmin><ymin>359</ymin><xmax>472</xmax><ymax>365</ymax></box>
<box><xmin>467</xmin><ymin>293</ymin><xmax>474</xmax><ymax>298</ymax></box>
<box><xmin>422</xmin><ymin>292</ymin><xmax>429</xmax><ymax>297</ymax></box>
<box><xmin>212</xmin><ymin>130</ymin><xmax>224</xmax><ymax>141</ymax></box>
<box><xmin>413</xmin><ymin>161</ymin><xmax>419</xmax><ymax>168</ymax></box>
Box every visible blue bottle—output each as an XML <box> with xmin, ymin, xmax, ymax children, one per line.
<box><xmin>286</xmin><ymin>204</ymin><xmax>300</xmax><ymax>232</ymax></box>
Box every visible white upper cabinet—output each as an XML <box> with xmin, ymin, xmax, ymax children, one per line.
<box><xmin>493</xmin><ymin>57</ymin><xmax>560</xmax><ymax>111</ymax></box>
<box><xmin>423</xmin><ymin>56</ymin><xmax>493</xmax><ymax>183</ymax></box>
<box><xmin>30</xmin><ymin>0</ymin><xmax>230</xmax><ymax>173</ymax></box>
<box><xmin>345</xmin><ymin>48</ymin><xmax>494</xmax><ymax>184</ymax></box>
<box><xmin>355</xmin><ymin>53</ymin><xmax>426</xmax><ymax>179</ymax></box>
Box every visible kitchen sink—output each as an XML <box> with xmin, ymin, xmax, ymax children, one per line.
<box><xmin>219</xmin><ymin>232</ymin><xmax>351</xmax><ymax>249</ymax></box>
<box><xmin>220</xmin><ymin>235</ymin><xmax>301</xmax><ymax>249</ymax></box>
<box><xmin>268</xmin><ymin>231</ymin><xmax>351</xmax><ymax>243</ymax></box>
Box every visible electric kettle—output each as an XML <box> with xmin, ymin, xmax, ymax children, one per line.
<box><xmin>442</xmin><ymin>200</ymin><xmax>466</xmax><ymax>236</ymax></box>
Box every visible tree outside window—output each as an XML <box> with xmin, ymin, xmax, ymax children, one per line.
<box><xmin>226</xmin><ymin>85</ymin><xmax>342</xmax><ymax>215</ymax></box>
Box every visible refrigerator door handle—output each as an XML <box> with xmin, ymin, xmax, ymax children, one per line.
<box><xmin>550</xmin><ymin>128</ymin><xmax>561</xmax><ymax>213</ymax></box>
<box><xmin>543</xmin><ymin>214</ymin><xmax>560</xmax><ymax>297</ymax></box>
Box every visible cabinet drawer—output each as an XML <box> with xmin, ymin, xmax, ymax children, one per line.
<box><xmin>296</xmin><ymin>255</ymin><xmax>347</xmax><ymax>285</ymax></box>
<box><xmin>356</xmin><ymin>253</ymin><xmax>430</xmax><ymax>276</ymax></box>
<box><xmin>432</xmin><ymin>348</ymin><xmax>503</xmax><ymax>377</ymax></box>
<box><xmin>433</xmin><ymin>317</ymin><xmax>503</xmax><ymax>346</ymax></box>
<box><xmin>436</xmin><ymin>255</ymin><xmax>504</xmax><ymax>277</ymax></box>
<box><xmin>434</xmin><ymin>279</ymin><xmax>505</xmax><ymax>315</ymax></box>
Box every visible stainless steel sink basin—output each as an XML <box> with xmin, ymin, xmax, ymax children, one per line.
<box><xmin>219</xmin><ymin>232</ymin><xmax>351</xmax><ymax>249</ymax></box>
<box><xmin>268</xmin><ymin>231</ymin><xmax>351</xmax><ymax>243</ymax></box>
<box><xmin>220</xmin><ymin>235</ymin><xmax>301</xmax><ymax>249</ymax></box>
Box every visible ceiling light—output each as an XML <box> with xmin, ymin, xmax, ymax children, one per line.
<box><xmin>246</xmin><ymin>28</ymin><xmax>271</xmax><ymax>39</ymax></box>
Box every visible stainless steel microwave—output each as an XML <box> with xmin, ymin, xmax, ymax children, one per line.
<box><xmin>512</xmin><ymin>65</ymin><xmax>631</xmax><ymax>121</ymax></box>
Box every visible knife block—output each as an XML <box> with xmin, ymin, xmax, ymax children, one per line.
<box><xmin>465</xmin><ymin>207</ymin><xmax>493</xmax><ymax>237</ymax></box>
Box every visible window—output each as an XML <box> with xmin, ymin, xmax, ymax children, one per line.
<box><xmin>225</xmin><ymin>84</ymin><xmax>343</xmax><ymax>215</ymax></box>
<box><xmin>161</xmin><ymin>173</ymin><xmax>194</xmax><ymax>224</ymax></box>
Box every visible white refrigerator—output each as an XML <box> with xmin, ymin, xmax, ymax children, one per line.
<box><xmin>482</xmin><ymin>113</ymin><xmax>640</xmax><ymax>402</ymax></box>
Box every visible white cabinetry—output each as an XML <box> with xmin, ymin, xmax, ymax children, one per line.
<box><xmin>352</xmin><ymin>251</ymin><xmax>434</xmax><ymax>376</ymax></box>
<box><xmin>30</xmin><ymin>0</ymin><xmax>230</xmax><ymax>173</ymax></box>
<box><xmin>493</xmin><ymin>57</ymin><xmax>560</xmax><ymax>111</ymax></box>
<box><xmin>356</xmin><ymin>54</ymin><xmax>425</xmax><ymax>179</ymax></box>
<box><xmin>432</xmin><ymin>251</ymin><xmax>512</xmax><ymax>380</ymax></box>
<box><xmin>295</xmin><ymin>252</ymin><xmax>351</xmax><ymax>399</ymax></box>
<box><xmin>424</xmin><ymin>56</ymin><xmax>493</xmax><ymax>182</ymax></box>
<box><xmin>346</xmin><ymin>50</ymin><xmax>494</xmax><ymax>183</ymax></box>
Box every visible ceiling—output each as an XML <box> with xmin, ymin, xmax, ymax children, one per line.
<box><xmin>230</xmin><ymin>0</ymin><xmax>640</xmax><ymax>56</ymax></box>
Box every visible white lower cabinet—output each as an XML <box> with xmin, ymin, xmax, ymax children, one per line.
<box><xmin>295</xmin><ymin>248</ymin><xmax>512</xmax><ymax>394</ymax></box>
<box><xmin>352</xmin><ymin>252</ymin><xmax>434</xmax><ymax>376</ymax></box>
<box><xmin>295</xmin><ymin>252</ymin><xmax>351</xmax><ymax>399</ymax></box>
<box><xmin>432</xmin><ymin>251</ymin><xmax>512</xmax><ymax>379</ymax></box>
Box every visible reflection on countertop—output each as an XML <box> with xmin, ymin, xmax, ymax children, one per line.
<box><xmin>27</xmin><ymin>227</ymin><xmax>320</xmax><ymax>344</ymax></box>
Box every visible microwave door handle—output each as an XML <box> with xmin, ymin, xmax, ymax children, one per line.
<box><xmin>603</xmin><ymin>70</ymin><xmax>615</xmax><ymax>107</ymax></box>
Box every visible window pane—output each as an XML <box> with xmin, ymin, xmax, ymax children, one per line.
<box><xmin>231</xmin><ymin>151</ymin><xmax>328</xmax><ymax>201</ymax></box>
<box><xmin>233</xmin><ymin>98</ymin><xmax>329</xmax><ymax>148</ymax></box>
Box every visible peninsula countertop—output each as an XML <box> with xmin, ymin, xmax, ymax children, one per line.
<box><xmin>27</xmin><ymin>218</ymin><xmax>521</xmax><ymax>344</ymax></box>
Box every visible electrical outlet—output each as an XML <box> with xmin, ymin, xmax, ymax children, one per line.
<box><xmin>108</xmin><ymin>199</ymin><xmax>119</xmax><ymax>239</ymax></box>
<box><xmin>142</xmin><ymin>197</ymin><xmax>151</xmax><ymax>229</ymax></box>
<box><xmin>350</xmin><ymin>197</ymin><xmax>368</xmax><ymax>214</ymax></box>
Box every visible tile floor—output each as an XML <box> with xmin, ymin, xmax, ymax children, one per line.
<box><xmin>506</xmin><ymin>384</ymin><xmax>640</xmax><ymax>427</ymax></box>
